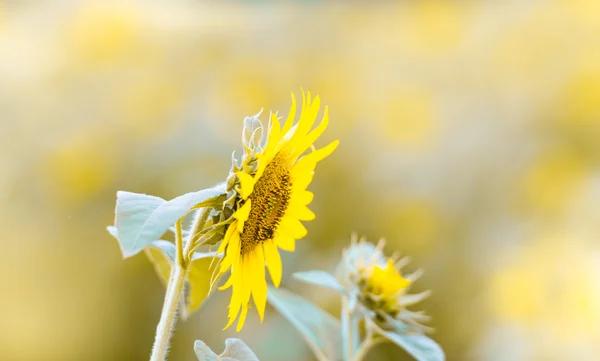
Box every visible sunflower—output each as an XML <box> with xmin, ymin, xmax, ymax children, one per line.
<box><xmin>216</xmin><ymin>91</ymin><xmax>339</xmax><ymax>331</ymax></box>
<box><xmin>337</xmin><ymin>237</ymin><xmax>432</xmax><ymax>332</ymax></box>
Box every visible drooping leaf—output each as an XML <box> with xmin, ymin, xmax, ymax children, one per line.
<box><xmin>219</xmin><ymin>338</ymin><xmax>260</xmax><ymax>361</ymax></box>
<box><xmin>150</xmin><ymin>240</ymin><xmax>177</xmax><ymax>262</ymax></box>
<box><xmin>293</xmin><ymin>270</ymin><xmax>346</xmax><ymax>293</ymax></box>
<box><xmin>194</xmin><ymin>340</ymin><xmax>219</xmax><ymax>361</ymax></box>
<box><xmin>194</xmin><ymin>339</ymin><xmax>260</xmax><ymax>361</ymax></box>
<box><xmin>113</xmin><ymin>187</ymin><xmax>226</xmax><ymax>258</ymax></box>
<box><xmin>106</xmin><ymin>225</ymin><xmax>119</xmax><ymax>240</ymax></box>
<box><xmin>267</xmin><ymin>286</ymin><xmax>342</xmax><ymax>361</ymax></box>
<box><xmin>112</xmin><ymin>192</ymin><xmax>166</xmax><ymax>257</ymax></box>
<box><xmin>145</xmin><ymin>246</ymin><xmax>172</xmax><ymax>286</ymax></box>
<box><xmin>377</xmin><ymin>328</ymin><xmax>445</xmax><ymax>361</ymax></box>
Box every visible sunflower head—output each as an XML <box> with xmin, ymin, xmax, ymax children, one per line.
<box><xmin>215</xmin><ymin>91</ymin><xmax>339</xmax><ymax>331</ymax></box>
<box><xmin>338</xmin><ymin>236</ymin><xmax>432</xmax><ymax>332</ymax></box>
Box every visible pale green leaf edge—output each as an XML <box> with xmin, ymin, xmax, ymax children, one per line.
<box><xmin>293</xmin><ymin>270</ymin><xmax>346</xmax><ymax>293</ymax></box>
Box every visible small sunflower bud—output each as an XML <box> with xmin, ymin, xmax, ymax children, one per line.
<box><xmin>337</xmin><ymin>236</ymin><xmax>432</xmax><ymax>333</ymax></box>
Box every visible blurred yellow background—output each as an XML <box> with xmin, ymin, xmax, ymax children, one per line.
<box><xmin>2</xmin><ymin>1</ymin><xmax>600</xmax><ymax>360</ymax></box>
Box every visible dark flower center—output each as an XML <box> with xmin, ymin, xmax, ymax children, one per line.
<box><xmin>240</xmin><ymin>154</ymin><xmax>291</xmax><ymax>254</ymax></box>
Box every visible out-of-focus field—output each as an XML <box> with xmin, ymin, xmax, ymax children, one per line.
<box><xmin>2</xmin><ymin>1</ymin><xmax>600</xmax><ymax>360</ymax></box>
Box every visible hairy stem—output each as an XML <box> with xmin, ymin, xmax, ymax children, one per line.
<box><xmin>149</xmin><ymin>259</ymin><xmax>187</xmax><ymax>361</ymax></box>
<box><xmin>149</xmin><ymin>209</ymin><xmax>209</xmax><ymax>361</ymax></box>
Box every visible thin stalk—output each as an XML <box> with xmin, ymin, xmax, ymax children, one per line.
<box><xmin>353</xmin><ymin>337</ymin><xmax>382</xmax><ymax>361</ymax></box>
<box><xmin>149</xmin><ymin>209</ymin><xmax>209</xmax><ymax>361</ymax></box>
<box><xmin>353</xmin><ymin>319</ymin><xmax>383</xmax><ymax>361</ymax></box>
<box><xmin>341</xmin><ymin>296</ymin><xmax>354</xmax><ymax>361</ymax></box>
<box><xmin>350</xmin><ymin>311</ymin><xmax>360</xmax><ymax>355</ymax></box>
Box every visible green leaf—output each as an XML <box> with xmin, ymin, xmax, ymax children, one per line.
<box><xmin>150</xmin><ymin>240</ymin><xmax>177</xmax><ymax>261</ymax></box>
<box><xmin>293</xmin><ymin>270</ymin><xmax>346</xmax><ymax>293</ymax></box>
<box><xmin>109</xmin><ymin>225</ymin><xmax>178</xmax><ymax>264</ymax></box>
<box><xmin>112</xmin><ymin>192</ymin><xmax>166</xmax><ymax>257</ymax></box>
<box><xmin>113</xmin><ymin>187</ymin><xmax>226</xmax><ymax>258</ymax></box>
<box><xmin>267</xmin><ymin>286</ymin><xmax>342</xmax><ymax>361</ymax></box>
<box><xmin>378</xmin><ymin>329</ymin><xmax>445</xmax><ymax>361</ymax></box>
<box><xmin>194</xmin><ymin>340</ymin><xmax>219</xmax><ymax>361</ymax></box>
<box><xmin>219</xmin><ymin>338</ymin><xmax>260</xmax><ymax>361</ymax></box>
<box><xmin>144</xmin><ymin>245</ymin><xmax>172</xmax><ymax>287</ymax></box>
<box><xmin>194</xmin><ymin>338</ymin><xmax>260</xmax><ymax>361</ymax></box>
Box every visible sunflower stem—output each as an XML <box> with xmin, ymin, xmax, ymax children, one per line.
<box><xmin>149</xmin><ymin>209</ymin><xmax>209</xmax><ymax>361</ymax></box>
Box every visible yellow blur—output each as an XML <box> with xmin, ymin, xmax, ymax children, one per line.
<box><xmin>1</xmin><ymin>1</ymin><xmax>600</xmax><ymax>360</ymax></box>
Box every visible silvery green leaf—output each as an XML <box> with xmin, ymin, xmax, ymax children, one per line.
<box><xmin>106</xmin><ymin>225</ymin><xmax>119</xmax><ymax>240</ymax></box>
<box><xmin>113</xmin><ymin>187</ymin><xmax>226</xmax><ymax>258</ymax></box>
<box><xmin>111</xmin><ymin>192</ymin><xmax>165</xmax><ymax>257</ymax></box>
<box><xmin>378</xmin><ymin>328</ymin><xmax>444</xmax><ymax>361</ymax></box>
<box><xmin>194</xmin><ymin>339</ymin><xmax>260</xmax><ymax>361</ymax></box>
<box><xmin>110</xmin><ymin>226</ymin><xmax>178</xmax><ymax>262</ymax></box>
<box><xmin>144</xmin><ymin>246</ymin><xmax>172</xmax><ymax>287</ymax></box>
<box><xmin>149</xmin><ymin>240</ymin><xmax>176</xmax><ymax>261</ymax></box>
<box><xmin>194</xmin><ymin>340</ymin><xmax>219</xmax><ymax>361</ymax></box>
<box><xmin>219</xmin><ymin>338</ymin><xmax>260</xmax><ymax>361</ymax></box>
<box><xmin>293</xmin><ymin>270</ymin><xmax>346</xmax><ymax>293</ymax></box>
<box><xmin>267</xmin><ymin>286</ymin><xmax>342</xmax><ymax>361</ymax></box>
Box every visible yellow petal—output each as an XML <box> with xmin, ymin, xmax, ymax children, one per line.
<box><xmin>291</xmin><ymin>160</ymin><xmax>317</xmax><ymax>181</ymax></box>
<box><xmin>234</xmin><ymin>255</ymin><xmax>253</xmax><ymax>331</ymax></box>
<box><xmin>250</xmin><ymin>247</ymin><xmax>268</xmax><ymax>322</ymax></box>
<box><xmin>218</xmin><ymin>274</ymin><xmax>233</xmax><ymax>290</ymax></box>
<box><xmin>296</xmin><ymin>139</ymin><xmax>339</xmax><ymax>168</ymax></box>
<box><xmin>263</xmin><ymin>240</ymin><xmax>282</xmax><ymax>287</ymax></box>
<box><xmin>220</xmin><ymin>226</ymin><xmax>241</xmax><ymax>272</ymax></box>
<box><xmin>236</xmin><ymin>304</ymin><xmax>249</xmax><ymax>332</ymax></box>
<box><xmin>217</xmin><ymin>223</ymin><xmax>234</xmax><ymax>254</ymax></box>
<box><xmin>293</xmin><ymin>93</ymin><xmax>320</xmax><ymax>143</ymax></box>
<box><xmin>281</xmin><ymin>92</ymin><xmax>297</xmax><ymax>135</ymax></box>
<box><xmin>234</xmin><ymin>200</ymin><xmax>252</xmax><ymax>232</ymax></box>
<box><xmin>291</xmin><ymin>190</ymin><xmax>314</xmax><ymax>206</ymax></box>
<box><xmin>236</xmin><ymin>171</ymin><xmax>255</xmax><ymax>200</ymax></box>
<box><xmin>276</xmin><ymin>234</ymin><xmax>296</xmax><ymax>252</ymax></box>
<box><xmin>228</xmin><ymin>230</ymin><xmax>241</xmax><ymax>270</ymax></box>
<box><xmin>219</xmin><ymin>252</ymin><xmax>233</xmax><ymax>273</ymax></box>
<box><xmin>292</xmin><ymin>172</ymin><xmax>314</xmax><ymax>193</ymax></box>
<box><xmin>223</xmin><ymin>264</ymin><xmax>242</xmax><ymax>330</ymax></box>
<box><xmin>224</xmin><ymin>311</ymin><xmax>238</xmax><ymax>330</ymax></box>
<box><xmin>311</xmin><ymin>139</ymin><xmax>339</xmax><ymax>163</ymax></box>
<box><xmin>268</xmin><ymin>112</ymin><xmax>282</xmax><ymax>147</ymax></box>
<box><xmin>286</xmin><ymin>204</ymin><xmax>316</xmax><ymax>221</ymax></box>
<box><xmin>240</xmin><ymin>255</ymin><xmax>253</xmax><ymax>304</ymax></box>
<box><xmin>279</xmin><ymin>217</ymin><xmax>308</xmax><ymax>239</ymax></box>
<box><xmin>290</xmin><ymin>106</ymin><xmax>329</xmax><ymax>160</ymax></box>
<box><xmin>229</xmin><ymin>258</ymin><xmax>243</xmax><ymax>305</ymax></box>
